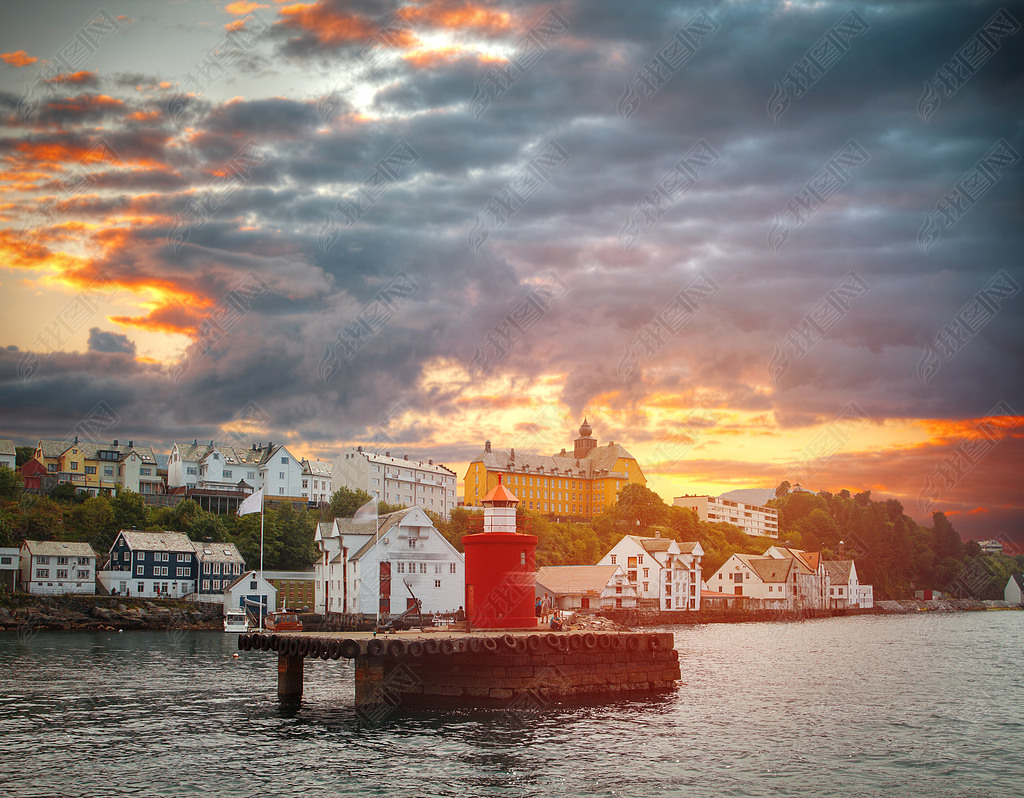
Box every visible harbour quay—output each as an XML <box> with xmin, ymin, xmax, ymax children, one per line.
<box><xmin>238</xmin><ymin>629</ymin><xmax>680</xmax><ymax>709</ymax></box>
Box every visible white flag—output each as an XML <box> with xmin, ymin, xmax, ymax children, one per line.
<box><xmin>237</xmin><ymin>489</ymin><xmax>264</xmax><ymax>516</ymax></box>
<box><xmin>353</xmin><ymin>497</ymin><xmax>377</xmax><ymax>523</ymax></box>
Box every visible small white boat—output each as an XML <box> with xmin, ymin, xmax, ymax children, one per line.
<box><xmin>224</xmin><ymin>609</ymin><xmax>249</xmax><ymax>634</ymax></box>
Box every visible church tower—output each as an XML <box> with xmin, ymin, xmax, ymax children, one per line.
<box><xmin>573</xmin><ymin>418</ymin><xmax>597</xmax><ymax>459</ymax></box>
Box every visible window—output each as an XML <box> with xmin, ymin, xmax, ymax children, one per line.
<box><xmin>610</xmin><ymin>555</ymin><xmax>616</xmax><ymax>564</ymax></box>
<box><xmin>642</xmin><ymin>582</ymin><xmax>649</xmax><ymax>592</ymax></box>
<box><xmin>247</xmin><ymin>471</ymin><xmax>255</xmax><ymax>479</ymax></box>
<box><xmin>57</xmin><ymin>556</ymin><xmax>68</xmax><ymax>565</ymax></box>
<box><xmin>643</xmin><ymin>568</ymin><xmax>649</xmax><ymax>578</ymax></box>
<box><xmin>0</xmin><ymin>556</ymin><xmax>9</xmax><ymax>565</ymax></box>
<box><xmin>434</xmin><ymin>580</ymin><xmax>441</xmax><ymax>588</ymax></box>
<box><xmin>176</xmin><ymin>568</ymin><xmax>185</xmax><ymax>577</ymax></box>
<box><xmin>279</xmin><ymin>472</ymin><xmax>285</xmax><ymax>479</ymax></box>
<box><xmin>140</xmin><ymin>468</ymin><xmax>152</xmax><ymax>476</ymax></box>
<box><xmin>177</xmin><ymin>553</ymin><xmax>187</xmax><ymax>562</ymax></box>
<box><xmin>77</xmin><ymin>571</ymin><xmax>88</xmax><ymax>579</ymax></box>
<box><xmin>627</xmin><ymin>570</ymin><xmax>637</xmax><ymax>582</ymax></box>
<box><xmin>396</xmin><ymin>562</ymin><xmax>405</xmax><ymax>574</ymax></box>
<box><xmin>302</xmin><ymin>480</ymin><xmax>308</xmax><ymax>488</ymax></box>
<box><xmin>419</xmin><ymin>563</ymin><xmax>427</xmax><ymax>574</ymax></box>
<box><xmin>279</xmin><ymin>488</ymin><xmax>284</xmax><ymax>495</ymax></box>
<box><xmin>57</xmin><ymin>569</ymin><xmax>68</xmax><ymax>578</ymax></box>
<box><xmin>136</xmin><ymin>566</ymin><xmax>143</xmax><ymax>575</ymax></box>
<box><xmin>138</xmin><ymin>583</ymin><xmax>145</xmax><ymax>593</ymax></box>
<box><xmin>187</xmin><ymin>467</ymin><xmax>197</xmax><ymax>475</ymax></box>
<box><xmin>36</xmin><ymin>569</ymin><xmax>49</xmax><ymax>578</ymax></box>
<box><xmin>250</xmin><ymin>581</ymin><xmax>258</xmax><ymax>590</ymax></box>
<box><xmin>85</xmin><ymin>466</ymin><xmax>96</xmax><ymax>474</ymax></box>
<box><xmin>203</xmin><ymin>563</ymin><xmax>211</xmax><ymax>574</ymax></box>
<box><xmin>734</xmin><ymin>573</ymin><xmax>743</xmax><ymax>583</ymax></box>
<box><xmin>615</xmin><ymin>586</ymin><xmax>622</xmax><ymax>594</ymax></box>
<box><xmin>222</xmin><ymin>470</ymin><xmax>231</xmax><ymax>478</ymax></box>
<box><xmin>202</xmin><ymin>580</ymin><xmax>210</xmax><ymax>591</ymax></box>
<box><xmin>71</xmin><ymin>461</ymin><xmax>79</xmax><ymax>470</ymax></box>
<box><xmin>628</xmin><ymin>556</ymin><xmax>637</xmax><ymax>569</ymax></box>
<box><xmin>214</xmin><ymin>563</ymin><xmax>221</xmax><ymax>575</ymax></box>
<box><xmin>408</xmin><ymin>539</ymin><xmax>416</xmax><ymax>548</ymax></box>
<box><xmin>450</xmin><ymin>563</ymin><xmax>457</xmax><ymax>574</ymax></box>
<box><xmin>615</xmin><ymin>598</ymin><xmax>622</xmax><ymax>608</ymax></box>
<box><xmin>104</xmin><ymin>467</ymin><xmax>114</xmax><ymax>476</ymax></box>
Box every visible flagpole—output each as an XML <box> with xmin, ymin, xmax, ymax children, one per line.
<box><xmin>258</xmin><ymin>493</ymin><xmax>264</xmax><ymax>631</ymax></box>
<box><xmin>375</xmin><ymin>510</ymin><xmax>381</xmax><ymax>628</ymax></box>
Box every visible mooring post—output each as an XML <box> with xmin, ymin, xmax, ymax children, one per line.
<box><xmin>278</xmin><ymin>653</ymin><xmax>304</xmax><ymax>699</ymax></box>
<box><xmin>353</xmin><ymin>655</ymin><xmax>385</xmax><ymax>708</ymax></box>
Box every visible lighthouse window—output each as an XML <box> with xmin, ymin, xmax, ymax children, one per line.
<box><xmin>520</xmin><ymin>551</ymin><xmax>526</xmax><ymax>565</ymax></box>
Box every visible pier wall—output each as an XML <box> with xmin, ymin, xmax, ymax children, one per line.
<box><xmin>239</xmin><ymin>631</ymin><xmax>680</xmax><ymax>709</ymax></box>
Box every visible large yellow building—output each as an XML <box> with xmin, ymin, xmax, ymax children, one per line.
<box><xmin>463</xmin><ymin>420</ymin><xmax>646</xmax><ymax>518</ymax></box>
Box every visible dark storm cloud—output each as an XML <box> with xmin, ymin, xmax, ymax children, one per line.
<box><xmin>2</xmin><ymin>0</ymin><xmax>1022</xmax><ymax>536</ymax></box>
<box><xmin>87</xmin><ymin>327</ymin><xmax>136</xmax><ymax>355</ymax></box>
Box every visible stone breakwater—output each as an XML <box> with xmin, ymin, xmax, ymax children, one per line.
<box><xmin>0</xmin><ymin>595</ymin><xmax>223</xmax><ymax>632</ymax></box>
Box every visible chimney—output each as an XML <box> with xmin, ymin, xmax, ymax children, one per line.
<box><xmin>404</xmin><ymin>454</ymin><xmax>409</xmax><ymax>460</ymax></box>
<box><xmin>193</xmin><ymin>439</ymin><xmax>198</xmax><ymax>445</ymax></box>
<box><xmin>385</xmin><ymin>451</ymin><xmax>390</xmax><ymax>458</ymax></box>
<box><xmin>113</xmin><ymin>439</ymin><xmax>119</xmax><ymax>446</ymax></box>
<box><xmin>129</xmin><ymin>440</ymin><xmax>133</xmax><ymax>448</ymax></box>
<box><xmin>654</xmin><ymin>530</ymin><xmax>661</xmax><ymax>539</ymax></box>
<box><xmin>510</xmin><ymin>448</ymin><xmax>515</xmax><ymax>461</ymax></box>
<box><xmin>252</xmin><ymin>444</ymin><xmax>256</xmax><ymax>451</ymax></box>
<box><xmin>484</xmin><ymin>439</ymin><xmax>491</xmax><ymax>453</ymax></box>
<box><xmin>428</xmin><ymin>459</ymin><xmax>433</xmax><ymax>465</ymax></box>
<box><xmin>357</xmin><ymin>446</ymin><xmax>362</xmax><ymax>453</ymax></box>
<box><xmin>74</xmin><ymin>435</ymin><xmax>79</xmax><ymax>444</ymax></box>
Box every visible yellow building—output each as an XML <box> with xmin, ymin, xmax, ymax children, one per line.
<box><xmin>463</xmin><ymin>420</ymin><xmax>646</xmax><ymax>518</ymax></box>
<box><xmin>55</xmin><ymin>440</ymin><xmax>161</xmax><ymax>496</ymax></box>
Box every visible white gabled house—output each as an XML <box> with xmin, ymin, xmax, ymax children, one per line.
<box><xmin>597</xmin><ymin>533</ymin><xmax>703</xmax><ymax>611</ymax></box>
<box><xmin>824</xmin><ymin>560</ymin><xmax>861</xmax><ymax>609</ymax></box>
<box><xmin>19</xmin><ymin>540</ymin><xmax>96</xmax><ymax>595</ymax></box>
<box><xmin>224</xmin><ymin>570</ymin><xmax>277</xmax><ymax>617</ymax></box>
<box><xmin>315</xmin><ymin>506</ymin><xmax>464</xmax><ymax>617</ymax></box>
<box><xmin>260</xmin><ymin>444</ymin><xmax>304</xmax><ymax>499</ymax></box>
<box><xmin>707</xmin><ymin>553</ymin><xmax>795</xmax><ymax>609</ymax></box>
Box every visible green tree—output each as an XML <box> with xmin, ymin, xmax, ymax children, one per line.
<box><xmin>68</xmin><ymin>496</ymin><xmax>119</xmax><ymax>552</ymax></box>
<box><xmin>111</xmin><ymin>490</ymin><xmax>148</xmax><ymax>532</ymax></box>
<box><xmin>0</xmin><ymin>467</ymin><xmax>23</xmax><ymax>502</ymax></box>
<box><xmin>931</xmin><ymin>512</ymin><xmax>963</xmax><ymax>560</ymax></box>
<box><xmin>15</xmin><ymin>447</ymin><xmax>35</xmax><ymax>468</ymax></box>
<box><xmin>615</xmin><ymin>484</ymin><xmax>667</xmax><ymax>531</ymax></box>
<box><xmin>274</xmin><ymin>503</ymin><xmax>318</xmax><ymax>570</ymax></box>
<box><xmin>328</xmin><ymin>486</ymin><xmax>373</xmax><ymax>518</ymax></box>
<box><xmin>378</xmin><ymin>502</ymin><xmax>408</xmax><ymax>516</ymax></box>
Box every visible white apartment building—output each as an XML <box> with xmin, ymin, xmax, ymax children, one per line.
<box><xmin>333</xmin><ymin>447</ymin><xmax>457</xmax><ymax>516</ymax></box>
<box><xmin>168</xmin><ymin>441</ymin><xmax>304</xmax><ymax>499</ymax></box>
<box><xmin>597</xmin><ymin>533</ymin><xmax>703</xmax><ymax>611</ymax></box>
<box><xmin>674</xmin><ymin>495</ymin><xmax>779</xmax><ymax>538</ymax></box>
<box><xmin>301</xmin><ymin>460</ymin><xmax>333</xmax><ymax>505</ymax></box>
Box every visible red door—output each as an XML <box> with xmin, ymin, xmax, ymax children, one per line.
<box><xmin>379</xmin><ymin>561</ymin><xmax>391</xmax><ymax>615</ymax></box>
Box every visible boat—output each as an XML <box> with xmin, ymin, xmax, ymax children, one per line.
<box><xmin>224</xmin><ymin>609</ymin><xmax>250</xmax><ymax>634</ymax></box>
<box><xmin>264</xmin><ymin>610</ymin><xmax>302</xmax><ymax>632</ymax></box>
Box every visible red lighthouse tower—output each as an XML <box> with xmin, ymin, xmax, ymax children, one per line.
<box><xmin>463</xmin><ymin>475</ymin><xmax>537</xmax><ymax>630</ymax></box>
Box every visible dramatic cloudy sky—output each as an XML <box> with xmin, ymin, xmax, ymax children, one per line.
<box><xmin>1</xmin><ymin>0</ymin><xmax>1021</xmax><ymax>544</ymax></box>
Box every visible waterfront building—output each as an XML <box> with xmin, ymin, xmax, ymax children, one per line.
<box><xmin>223</xmin><ymin>570</ymin><xmax>277</xmax><ymax>616</ymax></box>
<box><xmin>0</xmin><ymin>439</ymin><xmax>15</xmax><ymax>471</ymax></box>
<box><xmin>673</xmin><ymin>494</ymin><xmax>779</xmax><ymax>539</ymax></box>
<box><xmin>535</xmin><ymin>564</ymin><xmax>638</xmax><ymax>611</ymax></box>
<box><xmin>0</xmin><ymin>547</ymin><xmax>20</xmax><ymax>592</ymax></box>
<box><xmin>194</xmin><ymin>541</ymin><xmax>245</xmax><ymax>598</ymax></box>
<box><xmin>1004</xmin><ymin>574</ymin><xmax>1023</xmax><ymax>605</ymax></box>
<box><xmin>597</xmin><ymin>533</ymin><xmax>703</xmax><ymax>611</ymax></box>
<box><xmin>464</xmin><ymin>420</ymin><xmax>645</xmax><ymax>518</ymax></box>
<box><xmin>763</xmin><ymin>546</ymin><xmax>830</xmax><ymax>610</ymax></box>
<box><xmin>825</xmin><ymin>560</ymin><xmax>861</xmax><ymax>610</ymax></box>
<box><xmin>706</xmin><ymin>553</ymin><xmax>795</xmax><ymax>609</ymax></box>
<box><xmin>333</xmin><ymin>447</ymin><xmax>458</xmax><ymax>516</ymax></box>
<box><xmin>301</xmin><ymin>460</ymin><xmax>333</xmax><ymax>505</ymax></box>
<box><xmin>978</xmin><ymin>539</ymin><xmax>1004</xmax><ymax>556</ymax></box>
<box><xmin>18</xmin><ymin>540</ymin><xmax>96</xmax><ymax>595</ymax></box>
<box><xmin>314</xmin><ymin>506</ymin><xmax>464</xmax><ymax>617</ymax></box>
<box><xmin>101</xmin><ymin>530</ymin><xmax>198</xmax><ymax>598</ymax></box>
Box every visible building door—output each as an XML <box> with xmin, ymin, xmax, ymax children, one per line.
<box><xmin>379</xmin><ymin>561</ymin><xmax>391</xmax><ymax>615</ymax></box>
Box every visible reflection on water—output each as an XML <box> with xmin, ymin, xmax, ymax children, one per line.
<box><xmin>1</xmin><ymin>613</ymin><xmax>1022</xmax><ymax>797</ymax></box>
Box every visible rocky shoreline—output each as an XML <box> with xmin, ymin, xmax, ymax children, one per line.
<box><xmin>0</xmin><ymin>594</ymin><xmax>223</xmax><ymax>633</ymax></box>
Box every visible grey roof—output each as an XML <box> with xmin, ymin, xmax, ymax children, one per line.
<box><xmin>1012</xmin><ymin>574</ymin><xmax>1024</xmax><ymax>591</ymax></box>
<box><xmin>303</xmin><ymin>459</ymin><xmax>332</xmax><ymax>477</ymax></box>
<box><xmin>22</xmin><ymin>540</ymin><xmax>96</xmax><ymax>558</ymax></box>
<box><xmin>193</xmin><ymin>541</ymin><xmax>244</xmax><ymax>563</ymax></box>
<box><xmin>173</xmin><ymin>442</ymin><xmax>266</xmax><ymax>466</ymax></box>
<box><xmin>470</xmin><ymin>440</ymin><xmax>639</xmax><ymax>479</ymax></box>
<box><xmin>154</xmin><ymin>453</ymin><xmax>169</xmax><ymax>472</ymax></box>
<box><xmin>626</xmin><ymin>535</ymin><xmax>673</xmax><ymax>554</ymax></box>
<box><xmin>37</xmin><ymin>440</ymin><xmax>75</xmax><ymax>458</ymax></box>
<box><xmin>349</xmin><ymin>508</ymin><xmax>419</xmax><ymax>561</ymax></box>
<box><xmin>116</xmin><ymin>530</ymin><xmax>195</xmax><ymax>553</ymax></box>
<box><xmin>825</xmin><ymin>560</ymin><xmax>854</xmax><ymax>583</ymax></box>
<box><xmin>0</xmin><ymin>439</ymin><xmax>15</xmax><ymax>457</ymax></box>
<box><xmin>62</xmin><ymin>441</ymin><xmax>157</xmax><ymax>464</ymax></box>
<box><xmin>746</xmin><ymin>557</ymin><xmax>792</xmax><ymax>583</ymax></box>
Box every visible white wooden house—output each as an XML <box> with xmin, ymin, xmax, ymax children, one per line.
<box><xmin>535</xmin><ymin>564</ymin><xmax>638</xmax><ymax>611</ymax></box>
<box><xmin>597</xmin><ymin>533</ymin><xmax>703</xmax><ymax>610</ymax></box>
